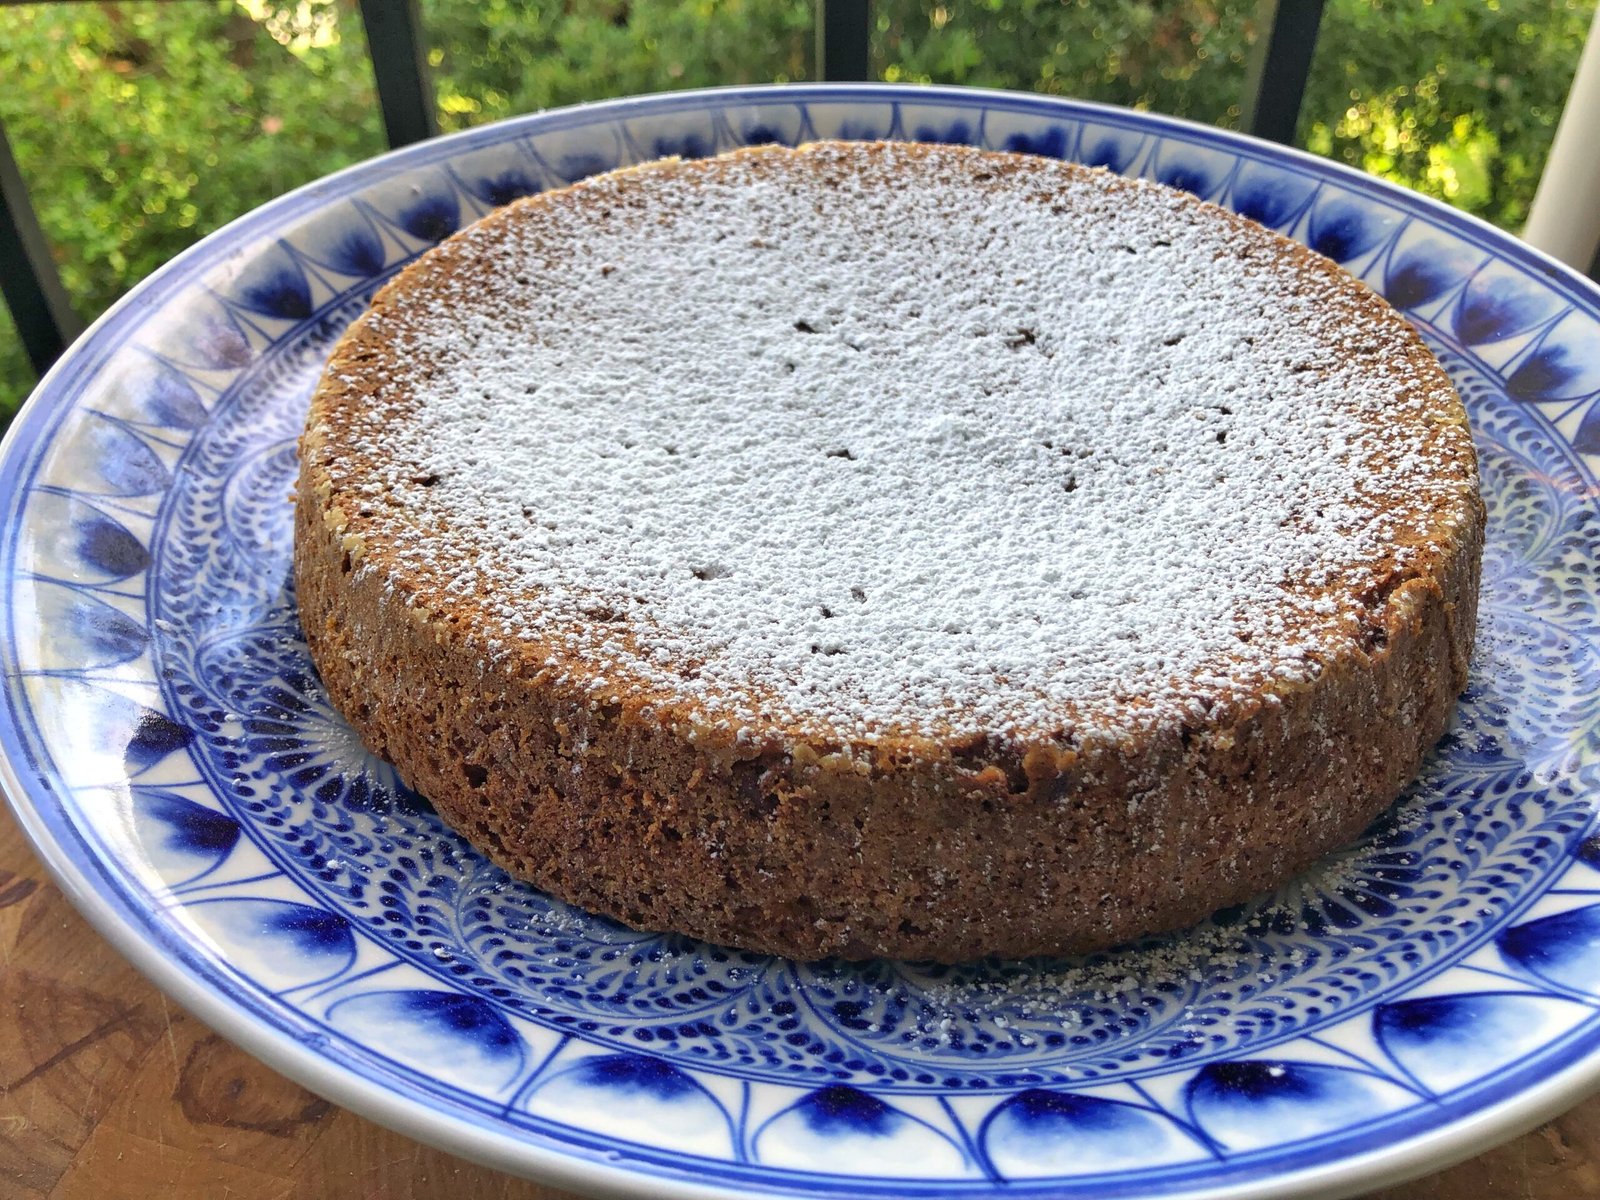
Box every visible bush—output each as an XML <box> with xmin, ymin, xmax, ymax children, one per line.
<box><xmin>0</xmin><ymin>0</ymin><xmax>383</xmax><ymax>417</ymax></box>
<box><xmin>1304</xmin><ymin>0</ymin><xmax>1593</xmax><ymax>229</ymax></box>
<box><xmin>873</xmin><ymin>0</ymin><xmax>1256</xmax><ymax>120</ymax></box>
<box><xmin>0</xmin><ymin>306</ymin><xmax>23</xmax><ymax>417</ymax></box>
<box><xmin>1</xmin><ymin>0</ymin><xmax>1593</xmax><ymax>423</ymax></box>
<box><xmin>424</xmin><ymin>0</ymin><xmax>814</xmax><ymax>126</ymax></box>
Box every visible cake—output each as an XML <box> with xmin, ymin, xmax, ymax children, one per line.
<box><xmin>295</xmin><ymin>140</ymin><xmax>1483</xmax><ymax>963</ymax></box>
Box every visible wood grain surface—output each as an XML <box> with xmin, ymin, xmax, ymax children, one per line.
<box><xmin>1</xmin><ymin>802</ymin><xmax>1596</xmax><ymax>1200</ymax></box>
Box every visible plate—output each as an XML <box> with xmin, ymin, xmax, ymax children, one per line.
<box><xmin>4</xmin><ymin>84</ymin><xmax>1600</xmax><ymax>1200</ymax></box>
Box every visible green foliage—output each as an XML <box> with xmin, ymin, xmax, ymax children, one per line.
<box><xmin>0</xmin><ymin>307</ymin><xmax>26</xmax><ymax>419</ymax></box>
<box><xmin>871</xmin><ymin>0</ymin><xmax>1255</xmax><ymax>122</ymax></box>
<box><xmin>0</xmin><ymin>1</ymin><xmax>382</xmax><ymax>320</ymax></box>
<box><xmin>0</xmin><ymin>0</ymin><xmax>1593</xmax><ymax>423</ymax></box>
<box><xmin>0</xmin><ymin>0</ymin><xmax>385</xmax><ymax>417</ymax></box>
<box><xmin>424</xmin><ymin>0</ymin><xmax>815</xmax><ymax>127</ymax></box>
<box><xmin>1304</xmin><ymin>0</ymin><xmax>1593</xmax><ymax>230</ymax></box>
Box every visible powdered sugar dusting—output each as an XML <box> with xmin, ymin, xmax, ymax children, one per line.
<box><xmin>318</xmin><ymin>141</ymin><xmax>1475</xmax><ymax>742</ymax></box>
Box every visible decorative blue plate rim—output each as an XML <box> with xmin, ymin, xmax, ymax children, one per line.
<box><xmin>1</xmin><ymin>82</ymin><xmax>1598</xmax><ymax>1199</ymax></box>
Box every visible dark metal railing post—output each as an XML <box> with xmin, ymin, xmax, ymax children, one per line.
<box><xmin>1241</xmin><ymin>0</ymin><xmax>1327</xmax><ymax>146</ymax></box>
<box><xmin>0</xmin><ymin>115</ymin><xmax>81</xmax><ymax>376</ymax></box>
<box><xmin>357</xmin><ymin>0</ymin><xmax>439</xmax><ymax>148</ymax></box>
<box><xmin>817</xmin><ymin>0</ymin><xmax>871</xmax><ymax>82</ymax></box>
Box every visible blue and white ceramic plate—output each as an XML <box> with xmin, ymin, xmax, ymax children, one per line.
<box><xmin>4</xmin><ymin>85</ymin><xmax>1599</xmax><ymax>1199</ymax></box>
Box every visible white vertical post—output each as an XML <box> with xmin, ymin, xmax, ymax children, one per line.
<box><xmin>1524</xmin><ymin>8</ymin><xmax>1600</xmax><ymax>274</ymax></box>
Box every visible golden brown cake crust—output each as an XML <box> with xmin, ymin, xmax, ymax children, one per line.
<box><xmin>295</xmin><ymin>141</ymin><xmax>1483</xmax><ymax>962</ymax></box>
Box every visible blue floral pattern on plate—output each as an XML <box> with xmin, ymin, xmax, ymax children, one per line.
<box><xmin>3</xmin><ymin>85</ymin><xmax>1600</xmax><ymax>1198</ymax></box>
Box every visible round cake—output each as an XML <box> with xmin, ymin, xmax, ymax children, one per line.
<box><xmin>295</xmin><ymin>140</ymin><xmax>1483</xmax><ymax>963</ymax></box>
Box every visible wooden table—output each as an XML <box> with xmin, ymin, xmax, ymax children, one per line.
<box><xmin>2</xmin><ymin>804</ymin><xmax>1596</xmax><ymax>1200</ymax></box>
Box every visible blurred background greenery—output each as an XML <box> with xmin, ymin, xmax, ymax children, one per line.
<box><xmin>0</xmin><ymin>0</ymin><xmax>1593</xmax><ymax>421</ymax></box>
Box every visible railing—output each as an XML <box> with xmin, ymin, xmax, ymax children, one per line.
<box><xmin>0</xmin><ymin>0</ymin><xmax>1400</xmax><ymax>384</ymax></box>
